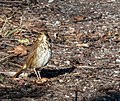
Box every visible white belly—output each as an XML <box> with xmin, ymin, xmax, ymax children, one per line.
<box><xmin>33</xmin><ymin>48</ymin><xmax>52</xmax><ymax>68</ymax></box>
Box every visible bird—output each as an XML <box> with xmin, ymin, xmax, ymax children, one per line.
<box><xmin>13</xmin><ymin>30</ymin><xmax>52</xmax><ymax>81</ymax></box>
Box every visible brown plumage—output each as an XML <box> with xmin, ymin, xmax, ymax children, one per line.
<box><xmin>13</xmin><ymin>31</ymin><xmax>52</xmax><ymax>78</ymax></box>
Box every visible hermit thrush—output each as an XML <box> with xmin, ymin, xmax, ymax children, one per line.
<box><xmin>13</xmin><ymin>31</ymin><xmax>52</xmax><ymax>80</ymax></box>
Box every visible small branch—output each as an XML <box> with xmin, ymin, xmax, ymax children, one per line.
<box><xmin>8</xmin><ymin>62</ymin><xmax>22</xmax><ymax>68</ymax></box>
<box><xmin>0</xmin><ymin>1</ymin><xmax>23</xmax><ymax>4</ymax></box>
<box><xmin>0</xmin><ymin>54</ymin><xmax>16</xmax><ymax>63</ymax></box>
<box><xmin>73</xmin><ymin>13</ymin><xmax>102</xmax><ymax>23</ymax></box>
<box><xmin>0</xmin><ymin>72</ymin><xmax>16</xmax><ymax>77</ymax></box>
<box><xmin>56</xmin><ymin>44</ymin><xmax>72</xmax><ymax>48</ymax></box>
<box><xmin>77</xmin><ymin>65</ymin><xmax>120</xmax><ymax>70</ymax></box>
<box><xmin>77</xmin><ymin>66</ymin><xmax>98</xmax><ymax>69</ymax></box>
<box><xmin>0</xmin><ymin>71</ymin><xmax>28</xmax><ymax>77</ymax></box>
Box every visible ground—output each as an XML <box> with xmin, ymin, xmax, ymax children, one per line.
<box><xmin>0</xmin><ymin>0</ymin><xmax>120</xmax><ymax>101</ymax></box>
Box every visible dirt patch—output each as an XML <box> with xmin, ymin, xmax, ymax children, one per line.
<box><xmin>0</xmin><ymin>0</ymin><xmax>120</xmax><ymax>101</ymax></box>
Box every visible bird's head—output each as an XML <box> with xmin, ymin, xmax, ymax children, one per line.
<box><xmin>37</xmin><ymin>30</ymin><xmax>51</xmax><ymax>43</ymax></box>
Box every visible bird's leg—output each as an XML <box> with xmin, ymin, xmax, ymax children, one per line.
<box><xmin>34</xmin><ymin>68</ymin><xmax>41</xmax><ymax>80</ymax></box>
<box><xmin>34</xmin><ymin>68</ymin><xmax>48</xmax><ymax>84</ymax></box>
<box><xmin>34</xmin><ymin>68</ymin><xmax>39</xmax><ymax>78</ymax></box>
<box><xmin>37</xmin><ymin>70</ymin><xmax>41</xmax><ymax>79</ymax></box>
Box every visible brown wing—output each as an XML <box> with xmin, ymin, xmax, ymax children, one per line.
<box><xmin>13</xmin><ymin>40</ymin><xmax>38</xmax><ymax>78</ymax></box>
<box><xmin>26</xmin><ymin>49</ymin><xmax>36</xmax><ymax>68</ymax></box>
<box><xmin>30</xmin><ymin>39</ymin><xmax>38</xmax><ymax>52</ymax></box>
<box><xmin>13</xmin><ymin>49</ymin><xmax>36</xmax><ymax>78</ymax></box>
<box><xmin>26</xmin><ymin>39</ymin><xmax>39</xmax><ymax>67</ymax></box>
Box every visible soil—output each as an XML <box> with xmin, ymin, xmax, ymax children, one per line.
<box><xmin>0</xmin><ymin>0</ymin><xmax>120</xmax><ymax>101</ymax></box>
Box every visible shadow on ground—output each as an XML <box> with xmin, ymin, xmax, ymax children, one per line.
<box><xmin>29</xmin><ymin>66</ymin><xmax>76</xmax><ymax>78</ymax></box>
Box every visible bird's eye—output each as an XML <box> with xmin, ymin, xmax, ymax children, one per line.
<box><xmin>49</xmin><ymin>38</ymin><xmax>51</xmax><ymax>42</ymax></box>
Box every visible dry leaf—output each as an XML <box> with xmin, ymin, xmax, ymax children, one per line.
<box><xmin>0</xmin><ymin>74</ymin><xmax>4</xmax><ymax>83</ymax></box>
<box><xmin>36</xmin><ymin>78</ymin><xmax>49</xmax><ymax>84</ymax></box>
<box><xmin>18</xmin><ymin>79</ymin><xmax>26</xmax><ymax>85</ymax></box>
<box><xmin>13</xmin><ymin>77</ymin><xmax>28</xmax><ymax>85</ymax></box>
<box><xmin>73</xmin><ymin>15</ymin><xmax>85</xmax><ymax>22</ymax></box>
<box><xmin>8</xmin><ymin>45</ymin><xmax>27</xmax><ymax>56</ymax></box>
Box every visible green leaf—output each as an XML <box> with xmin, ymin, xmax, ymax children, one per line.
<box><xmin>18</xmin><ymin>38</ymin><xmax>30</xmax><ymax>45</ymax></box>
<box><xmin>0</xmin><ymin>74</ymin><xmax>5</xmax><ymax>83</ymax></box>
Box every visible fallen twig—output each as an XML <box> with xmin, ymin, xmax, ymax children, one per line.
<box><xmin>8</xmin><ymin>62</ymin><xmax>22</xmax><ymax>68</ymax></box>
<box><xmin>0</xmin><ymin>54</ymin><xmax>16</xmax><ymax>63</ymax></box>
<box><xmin>0</xmin><ymin>72</ymin><xmax>16</xmax><ymax>77</ymax></box>
<box><xmin>0</xmin><ymin>71</ymin><xmax>28</xmax><ymax>77</ymax></box>
<box><xmin>77</xmin><ymin>65</ymin><xmax>120</xmax><ymax>70</ymax></box>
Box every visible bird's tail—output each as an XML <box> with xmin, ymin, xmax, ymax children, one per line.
<box><xmin>13</xmin><ymin>64</ymin><xmax>27</xmax><ymax>78</ymax></box>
